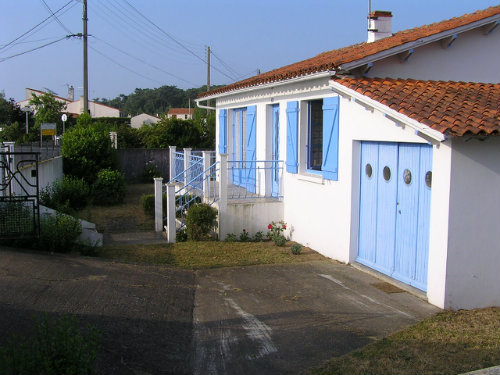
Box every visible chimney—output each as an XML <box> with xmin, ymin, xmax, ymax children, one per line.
<box><xmin>67</xmin><ymin>85</ymin><xmax>75</xmax><ymax>101</ymax></box>
<box><xmin>367</xmin><ymin>10</ymin><xmax>392</xmax><ymax>43</ymax></box>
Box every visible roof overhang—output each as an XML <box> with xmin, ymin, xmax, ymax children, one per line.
<box><xmin>196</xmin><ymin>71</ymin><xmax>334</xmax><ymax>104</ymax></box>
<box><xmin>328</xmin><ymin>79</ymin><xmax>447</xmax><ymax>143</ymax></box>
<box><xmin>338</xmin><ymin>14</ymin><xmax>500</xmax><ymax>73</ymax></box>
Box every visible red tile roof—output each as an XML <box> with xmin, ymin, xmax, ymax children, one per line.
<box><xmin>335</xmin><ymin>77</ymin><xmax>500</xmax><ymax>136</ymax></box>
<box><xmin>168</xmin><ymin>108</ymin><xmax>194</xmax><ymax>115</ymax></box>
<box><xmin>199</xmin><ymin>6</ymin><xmax>500</xmax><ymax>99</ymax></box>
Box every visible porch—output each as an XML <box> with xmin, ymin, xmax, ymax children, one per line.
<box><xmin>154</xmin><ymin>147</ymin><xmax>284</xmax><ymax>242</ymax></box>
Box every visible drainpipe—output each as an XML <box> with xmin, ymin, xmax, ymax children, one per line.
<box><xmin>195</xmin><ymin>99</ymin><xmax>216</xmax><ymax>111</ymax></box>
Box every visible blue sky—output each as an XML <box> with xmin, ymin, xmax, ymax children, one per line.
<box><xmin>1</xmin><ymin>0</ymin><xmax>498</xmax><ymax>102</ymax></box>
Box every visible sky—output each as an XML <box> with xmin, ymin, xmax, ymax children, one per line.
<box><xmin>1</xmin><ymin>0</ymin><xmax>498</xmax><ymax>103</ymax></box>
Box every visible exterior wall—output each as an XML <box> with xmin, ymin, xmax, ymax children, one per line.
<box><xmin>366</xmin><ymin>26</ymin><xmax>500</xmax><ymax>83</ymax></box>
<box><xmin>444</xmin><ymin>137</ymin><xmax>500</xmax><ymax>309</ymax></box>
<box><xmin>224</xmin><ymin>201</ymin><xmax>284</xmax><ymax>237</ymax></box>
<box><xmin>12</xmin><ymin>156</ymin><xmax>63</xmax><ymax>196</ymax></box>
<box><xmin>131</xmin><ymin>114</ymin><xmax>159</xmax><ymax>128</ymax></box>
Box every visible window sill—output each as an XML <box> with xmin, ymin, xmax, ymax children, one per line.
<box><xmin>297</xmin><ymin>172</ymin><xmax>325</xmax><ymax>184</ymax></box>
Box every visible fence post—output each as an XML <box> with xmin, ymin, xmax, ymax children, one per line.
<box><xmin>202</xmin><ymin>151</ymin><xmax>211</xmax><ymax>201</ymax></box>
<box><xmin>169</xmin><ymin>146</ymin><xmax>176</xmax><ymax>181</ymax></box>
<box><xmin>154</xmin><ymin>177</ymin><xmax>163</xmax><ymax>232</ymax></box>
<box><xmin>166</xmin><ymin>183</ymin><xmax>176</xmax><ymax>243</ymax></box>
<box><xmin>218</xmin><ymin>154</ymin><xmax>228</xmax><ymax>240</ymax></box>
<box><xmin>183</xmin><ymin>148</ymin><xmax>192</xmax><ymax>187</ymax></box>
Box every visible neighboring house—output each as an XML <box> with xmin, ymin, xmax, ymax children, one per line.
<box><xmin>131</xmin><ymin>113</ymin><xmax>160</xmax><ymax>129</ymax></box>
<box><xmin>17</xmin><ymin>88</ymin><xmax>121</xmax><ymax>118</ymax></box>
<box><xmin>167</xmin><ymin>108</ymin><xmax>194</xmax><ymax>120</ymax></box>
<box><xmin>191</xmin><ymin>6</ymin><xmax>500</xmax><ymax>310</ymax></box>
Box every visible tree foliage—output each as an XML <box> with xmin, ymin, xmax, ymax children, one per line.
<box><xmin>29</xmin><ymin>92</ymin><xmax>66</xmax><ymax>135</ymax></box>
<box><xmin>61</xmin><ymin>123</ymin><xmax>117</xmax><ymax>184</ymax></box>
<box><xmin>0</xmin><ymin>92</ymin><xmax>33</xmax><ymax>143</ymax></box>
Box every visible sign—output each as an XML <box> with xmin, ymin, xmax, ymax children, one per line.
<box><xmin>41</xmin><ymin>123</ymin><xmax>56</xmax><ymax>136</ymax></box>
<box><xmin>61</xmin><ymin>114</ymin><xmax>67</xmax><ymax>122</ymax></box>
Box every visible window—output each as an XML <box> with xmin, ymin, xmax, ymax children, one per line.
<box><xmin>307</xmin><ymin>100</ymin><xmax>323</xmax><ymax>171</ymax></box>
<box><xmin>286</xmin><ymin>96</ymin><xmax>339</xmax><ymax>180</ymax></box>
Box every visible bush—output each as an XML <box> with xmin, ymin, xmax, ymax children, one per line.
<box><xmin>0</xmin><ymin>314</ymin><xmax>101</xmax><ymax>375</ymax></box>
<box><xmin>62</xmin><ymin>123</ymin><xmax>117</xmax><ymax>184</ymax></box>
<box><xmin>185</xmin><ymin>203</ymin><xmax>217</xmax><ymax>241</ymax></box>
<box><xmin>39</xmin><ymin>213</ymin><xmax>82</xmax><ymax>253</ymax></box>
<box><xmin>142</xmin><ymin>161</ymin><xmax>161</xmax><ymax>182</ymax></box>
<box><xmin>141</xmin><ymin>193</ymin><xmax>166</xmax><ymax>216</ymax></box>
<box><xmin>176</xmin><ymin>228</ymin><xmax>188</xmax><ymax>242</ymax></box>
<box><xmin>40</xmin><ymin>176</ymin><xmax>90</xmax><ymax>214</ymax></box>
<box><xmin>253</xmin><ymin>231</ymin><xmax>265</xmax><ymax>242</ymax></box>
<box><xmin>92</xmin><ymin>169</ymin><xmax>126</xmax><ymax>206</ymax></box>
<box><xmin>239</xmin><ymin>229</ymin><xmax>251</xmax><ymax>242</ymax></box>
<box><xmin>291</xmin><ymin>243</ymin><xmax>302</xmax><ymax>255</ymax></box>
<box><xmin>273</xmin><ymin>235</ymin><xmax>287</xmax><ymax>247</ymax></box>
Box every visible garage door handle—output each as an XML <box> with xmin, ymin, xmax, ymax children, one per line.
<box><xmin>398</xmin><ymin>210</ymin><xmax>401</xmax><ymax>214</ymax></box>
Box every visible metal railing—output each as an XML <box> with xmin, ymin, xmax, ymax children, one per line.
<box><xmin>227</xmin><ymin>160</ymin><xmax>284</xmax><ymax>200</ymax></box>
<box><xmin>173</xmin><ymin>151</ymin><xmax>184</xmax><ymax>182</ymax></box>
<box><xmin>174</xmin><ymin>161</ymin><xmax>219</xmax><ymax>229</ymax></box>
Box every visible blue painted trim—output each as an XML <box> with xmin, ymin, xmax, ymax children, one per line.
<box><xmin>286</xmin><ymin>101</ymin><xmax>299</xmax><ymax>174</ymax></box>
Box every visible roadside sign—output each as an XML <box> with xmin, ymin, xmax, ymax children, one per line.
<box><xmin>41</xmin><ymin>123</ymin><xmax>56</xmax><ymax>136</ymax></box>
<box><xmin>61</xmin><ymin>114</ymin><xmax>67</xmax><ymax>122</ymax></box>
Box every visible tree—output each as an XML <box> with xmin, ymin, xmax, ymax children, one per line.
<box><xmin>0</xmin><ymin>92</ymin><xmax>32</xmax><ymax>143</ymax></box>
<box><xmin>29</xmin><ymin>92</ymin><xmax>66</xmax><ymax>136</ymax></box>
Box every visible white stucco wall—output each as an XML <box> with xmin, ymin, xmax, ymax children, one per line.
<box><xmin>366</xmin><ymin>26</ymin><xmax>500</xmax><ymax>83</ymax></box>
<box><xmin>444</xmin><ymin>137</ymin><xmax>500</xmax><ymax>309</ymax></box>
<box><xmin>131</xmin><ymin>113</ymin><xmax>159</xmax><ymax>128</ymax></box>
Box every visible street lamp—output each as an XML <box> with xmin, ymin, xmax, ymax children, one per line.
<box><xmin>21</xmin><ymin>106</ymin><xmax>31</xmax><ymax>134</ymax></box>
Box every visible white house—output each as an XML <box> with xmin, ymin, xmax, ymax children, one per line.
<box><xmin>190</xmin><ymin>6</ymin><xmax>500</xmax><ymax>310</ymax></box>
<box><xmin>130</xmin><ymin>113</ymin><xmax>160</xmax><ymax>128</ymax></box>
<box><xmin>167</xmin><ymin>108</ymin><xmax>194</xmax><ymax>120</ymax></box>
<box><xmin>17</xmin><ymin>88</ymin><xmax>121</xmax><ymax>118</ymax></box>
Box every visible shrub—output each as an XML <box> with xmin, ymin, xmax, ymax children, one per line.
<box><xmin>291</xmin><ymin>243</ymin><xmax>302</xmax><ymax>255</ymax></box>
<box><xmin>39</xmin><ymin>213</ymin><xmax>82</xmax><ymax>253</ymax></box>
<box><xmin>92</xmin><ymin>169</ymin><xmax>126</xmax><ymax>206</ymax></box>
<box><xmin>0</xmin><ymin>314</ymin><xmax>101</xmax><ymax>375</ymax></box>
<box><xmin>176</xmin><ymin>228</ymin><xmax>188</xmax><ymax>242</ymax></box>
<box><xmin>40</xmin><ymin>176</ymin><xmax>90</xmax><ymax>213</ymax></box>
<box><xmin>239</xmin><ymin>229</ymin><xmax>251</xmax><ymax>242</ymax></box>
<box><xmin>253</xmin><ymin>231</ymin><xmax>265</xmax><ymax>242</ymax></box>
<box><xmin>142</xmin><ymin>161</ymin><xmax>161</xmax><ymax>182</ymax></box>
<box><xmin>224</xmin><ymin>233</ymin><xmax>237</xmax><ymax>242</ymax></box>
<box><xmin>267</xmin><ymin>221</ymin><xmax>287</xmax><ymax>246</ymax></box>
<box><xmin>141</xmin><ymin>193</ymin><xmax>166</xmax><ymax>216</ymax></box>
<box><xmin>185</xmin><ymin>203</ymin><xmax>217</xmax><ymax>241</ymax></box>
<box><xmin>62</xmin><ymin>123</ymin><xmax>117</xmax><ymax>184</ymax></box>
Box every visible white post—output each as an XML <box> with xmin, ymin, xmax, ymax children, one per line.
<box><xmin>183</xmin><ymin>148</ymin><xmax>192</xmax><ymax>187</ymax></box>
<box><xmin>202</xmin><ymin>151</ymin><xmax>211</xmax><ymax>201</ymax></box>
<box><xmin>166</xmin><ymin>183</ymin><xmax>176</xmax><ymax>243</ymax></box>
<box><xmin>218</xmin><ymin>154</ymin><xmax>228</xmax><ymax>240</ymax></box>
<box><xmin>154</xmin><ymin>177</ymin><xmax>163</xmax><ymax>232</ymax></box>
<box><xmin>169</xmin><ymin>145</ymin><xmax>176</xmax><ymax>181</ymax></box>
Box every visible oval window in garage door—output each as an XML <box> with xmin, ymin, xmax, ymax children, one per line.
<box><xmin>425</xmin><ymin>171</ymin><xmax>432</xmax><ymax>188</ymax></box>
<box><xmin>383</xmin><ymin>166</ymin><xmax>391</xmax><ymax>181</ymax></box>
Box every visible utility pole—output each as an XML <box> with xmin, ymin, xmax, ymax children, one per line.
<box><xmin>83</xmin><ymin>0</ymin><xmax>89</xmax><ymax>115</ymax></box>
<box><xmin>206</xmin><ymin>46</ymin><xmax>211</xmax><ymax>92</ymax></box>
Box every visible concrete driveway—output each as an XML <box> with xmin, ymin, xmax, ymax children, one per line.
<box><xmin>0</xmin><ymin>246</ymin><xmax>439</xmax><ymax>375</ymax></box>
<box><xmin>192</xmin><ymin>261</ymin><xmax>439</xmax><ymax>375</ymax></box>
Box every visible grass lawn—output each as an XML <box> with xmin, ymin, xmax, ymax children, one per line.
<box><xmin>308</xmin><ymin>307</ymin><xmax>500</xmax><ymax>375</ymax></box>
<box><xmin>76</xmin><ymin>183</ymin><xmax>154</xmax><ymax>233</ymax></box>
<box><xmin>96</xmin><ymin>240</ymin><xmax>327</xmax><ymax>269</ymax></box>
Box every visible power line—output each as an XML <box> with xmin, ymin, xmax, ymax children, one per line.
<box><xmin>39</xmin><ymin>0</ymin><xmax>73</xmax><ymax>34</ymax></box>
<box><xmin>0</xmin><ymin>35</ymin><xmax>70</xmax><ymax>63</ymax></box>
<box><xmin>210</xmin><ymin>49</ymin><xmax>240</xmax><ymax>80</ymax></box>
<box><xmin>121</xmin><ymin>0</ymin><xmax>236</xmax><ymax>82</ymax></box>
<box><xmin>91</xmin><ymin>36</ymin><xmax>199</xmax><ymax>87</ymax></box>
<box><xmin>0</xmin><ymin>0</ymin><xmax>74</xmax><ymax>51</ymax></box>
<box><xmin>89</xmin><ymin>45</ymin><xmax>164</xmax><ymax>85</ymax></box>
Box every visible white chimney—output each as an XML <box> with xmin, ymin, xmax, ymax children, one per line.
<box><xmin>67</xmin><ymin>85</ymin><xmax>75</xmax><ymax>101</ymax></box>
<box><xmin>368</xmin><ymin>11</ymin><xmax>392</xmax><ymax>43</ymax></box>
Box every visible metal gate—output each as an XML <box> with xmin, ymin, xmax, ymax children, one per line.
<box><xmin>0</xmin><ymin>149</ymin><xmax>40</xmax><ymax>239</ymax></box>
<box><xmin>357</xmin><ymin>142</ymin><xmax>432</xmax><ymax>291</ymax></box>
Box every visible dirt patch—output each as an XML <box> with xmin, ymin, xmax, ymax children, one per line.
<box><xmin>77</xmin><ymin>184</ymin><xmax>155</xmax><ymax>233</ymax></box>
<box><xmin>371</xmin><ymin>282</ymin><xmax>405</xmax><ymax>294</ymax></box>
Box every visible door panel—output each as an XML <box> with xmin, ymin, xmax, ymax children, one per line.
<box><xmin>271</xmin><ymin>104</ymin><xmax>280</xmax><ymax>197</ymax></box>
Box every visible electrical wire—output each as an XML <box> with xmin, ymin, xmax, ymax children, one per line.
<box><xmin>0</xmin><ymin>35</ymin><xmax>70</xmax><ymax>63</ymax></box>
<box><xmin>91</xmin><ymin>36</ymin><xmax>199</xmax><ymax>87</ymax></box>
<box><xmin>0</xmin><ymin>0</ymin><xmax>74</xmax><ymax>51</ymax></box>
<box><xmin>39</xmin><ymin>0</ymin><xmax>73</xmax><ymax>34</ymax></box>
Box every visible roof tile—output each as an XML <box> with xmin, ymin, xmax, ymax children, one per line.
<box><xmin>200</xmin><ymin>6</ymin><xmax>499</xmax><ymax>98</ymax></box>
<box><xmin>336</xmin><ymin>77</ymin><xmax>500</xmax><ymax>136</ymax></box>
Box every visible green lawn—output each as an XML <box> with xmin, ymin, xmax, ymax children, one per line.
<box><xmin>308</xmin><ymin>307</ymin><xmax>500</xmax><ymax>375</ymax></box>
<box><xmin>96</xmin><ymin>240</ymin><xmax>326</xmax><ymax>269</ymax></box>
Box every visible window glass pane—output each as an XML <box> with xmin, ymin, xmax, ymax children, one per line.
<box><xmin>308</xmin><ymin>100</ymin><xmax>323</xmax><ymax>170</ymax></box>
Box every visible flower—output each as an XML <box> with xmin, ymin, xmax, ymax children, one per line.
<box><xmin>268</xmin><ymin>224</ymin><xmax>272</xmax><ymax>230</ymax></box>
<box><xmin>283</xmin><ymin>225</ymin><xmax>286</xmax><ymax>229</ymax></box>
<box><xmin>242</xmin><ymin>229</ymin><xmax>246</xmax><ymax>232</ymax></box>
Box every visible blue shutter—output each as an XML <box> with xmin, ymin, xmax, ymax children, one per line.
<box><xmin>218</xmin><ymin>109</ymin><xmax>227</xmax><ymax>154</ymax></box>
<box><xmin>321</xmin><ymin>96</ymin><xmax>339</xmax><ymax>180</ymax></box>
<box><xmin>246</xmin><ymin>106</ymin><xmax>257</xmax><ymax>193</ymax></box>
<box><xmin>286</xmin><ymin>101</ymin><xmax>299</xmax><ymax>174</ymax></box>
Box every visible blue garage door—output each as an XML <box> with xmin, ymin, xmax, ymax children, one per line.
<box><xmin>357</xmin><ymin>142</ymin><xmax>432</xmax><ymax>291</ymax></box>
